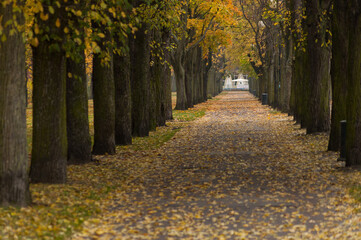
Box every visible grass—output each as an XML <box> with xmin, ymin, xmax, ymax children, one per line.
<box><xmin>1</xmin><ymin>95</ymin><xmax>206</xmax><ymax>240</ymax></box>
<box><xmin>173</xmin><ymin>108</ymin><xmax>206</xmax><ymax>122</ymax></box>
<box><xmin>119</xmin><ymin>126</ymin><xmax>181</xmax><ymax>152</ymax></box>
<box><xmin>269</xmin><ymin>110</ymin><xmax>282</xmax><ymax>114</ymax></box>
<box><xmin>350</xmin><ymin>185</ymin><xmax>361</xmax><ymax>204</ymax></box>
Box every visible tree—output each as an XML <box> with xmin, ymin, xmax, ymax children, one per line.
<box><xmin>30</xmin><ymin>1</ymin><xmax>68</xmax><ymax>183</ymax></box>
<box><xmin>302</xmin><ymin>0</ymin><xmax>331</xmax><ymax>134</ymax></box>
<box><xmin>66</xmin><ymin>0</ymin><xmax>92</xmax><ymax>164</ymax></box>
<box><xmin>0</xmin><ymin>0</ymin><xmax>31</xmax><ymax>206</ymax></box>
<box><xmin>130</xmin><ymin>23</ymin><xmax>151</xmax><ymax>137</ymax></box>
<box><xmin>328</xmin><ymin>0</ymin><xmax>348</xmax><ymax>151</ymax></box>
<box><xmin>92</xmin><ymin>30</ymin><xmax>116</xmax><ymax>155</ymax></box>
<box><xmin>345</xmin><ymin>0</ymin><xmax>361</xmax><ymax>166</ymax></box>
<box><xmin>114</xmin><ymin>42</ymin><xmax>132</xmax><ymax>146</ymax></box>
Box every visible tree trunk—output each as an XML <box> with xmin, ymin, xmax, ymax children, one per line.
<box><xmin>328</xmin><ymin>0</ymin><xmax>348</xmax><ymax>151</ymax></box>
<box><xmin>131</xmin><ymin>25</ymin><xmax>150</xmax><ymax>136</ymax></box>
<box><xmin>92</xmin><ymin>38</ymin><xmax>116</xmax><ymax>155</ymax></box>
<box><xmin>280</xmin><ymin>28</ymin><xmax>293</xmax><ymax>113</ymax></box>
<box><xmin>303</xmin><ymin>0</ymin><xmax>331</xmax><ymax>133</ymax></box>
<box><xmin>149</xmin><ymin>29</ymin><xmax>165</xmax><ymax>129</ymax></box>
<box><xmin>114</xmin><ymin>47</ymin><xmax>132</xmax><ymax>146</ymax></box>
<box><xmin>66</xmin><ymin>51</ymin><xmax>92</xmax><ymax>164</ymax></box>
<box><xmin>173</xmin><ymin>46</ymin><xmax>188</xmax><ymax>110</ymax></box>
<box><xmin>0</xmin><ymin>1</ymin><xmax>31</xmax><ymax>206</ymax></box>
<box><xmin>345</xmin><ymin>0</ymin><xmax>361</xmax><ymax>166</ymax></box>
<box><xmin>203</xmin><ymin>49</ymin><xmax>212</xmax><ymax>101</ymax></box>
<box><xmin>163</xmin><ymin>32</ymin><xmax>173</xmax><ymax>120</ymax></box>
<box><xmin>30</xmin><ymin>5</ymin><xmax>67</xmax><ymax>183</ymax></box>
<box><xmin>185</xmin><ymin>49</ymin><xmax>194</xmax><ymax>108</ymax></box>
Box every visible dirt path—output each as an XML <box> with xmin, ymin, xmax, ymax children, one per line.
<box><xmin>74</xmin><ymin>91</ymin><xmax>361</xmax><ymax>239</ymax></box>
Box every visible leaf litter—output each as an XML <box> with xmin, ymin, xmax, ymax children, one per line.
<box><xmin>73</xmin><ymin>92</ymin><xmax>361</xmax><ymax>239</ymax></box>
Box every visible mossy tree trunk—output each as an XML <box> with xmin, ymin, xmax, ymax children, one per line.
<box><xmin>0</xmin><ymin>1</ymin><xmax>31</xmax><ymax>206</ymax></box>
<box><xmin>328</xmin><ymin>0</ymin><xmax>348</xmax><ymax>151</ymax></box>
<box><xmin>66</xmin><ymin>18</ymin><xmax>91</xmax><ymax>164</ymax></box>
<box><xmin>92</xmin><ymin>31</ymin><xmax>116</xmax><ymax>155</ymax></box>
<box><xmin>30</xmin><ymin>5</ymin><xmax>67</xmax><ymax>183</ymax></box>
<box><xmin>114</xmin><ymin>42</ymin><xmax>132</xmax><ymax>146</ymax></box>
<box><xmin>345</xmin><ymin>0</ymin><xmax>361</xmax><ymax>166</ymax></box>
<box><xmin>130</xmin><ymin>25</ymin><xmax>151</xmax><ymax>136</ymax></box>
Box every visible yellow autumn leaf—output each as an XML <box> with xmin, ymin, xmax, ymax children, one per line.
<box><xmin>55</xmin><ymin>18</ymin><xmax>61</xmax><ymax>28</ymax></box>
<box><xmin>30</xmin><ymin>37</ymin><xmax>39</xmax><ymax>47</ymax></box>
<box><xmin>40</xmin><ymin>12</ymin><xmax>49</xmax><ymax>21</ymax></box>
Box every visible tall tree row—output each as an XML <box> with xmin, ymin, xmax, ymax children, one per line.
<box><xmin>238</xmin><ymin>0</ymin><xmax>361</xmax><ymax>166</ymax></box>
<box><xmin>1</xmin><ymin>0</ymin><xmax>239</xmax><ymax>206</ymax></box>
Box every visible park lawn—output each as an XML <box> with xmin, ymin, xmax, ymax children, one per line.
<box><xmin>1</xmin><ymin>96</ymin><xmax>207</xmax><ymax>240</ymax></box>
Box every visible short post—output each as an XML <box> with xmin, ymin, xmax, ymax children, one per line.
<box><xmin>338</xmin><ymin>120</ymin><xmax>347</xmax><ymax>162</ymax></box>
<box><xmin>253</xmin><ymin>90</ymin><xmax>257</xmax><ymax>96</ymax></box>
<box><xmin>261</xmin><ymin>93</ymin><xmax>268</xmax><ymax>105</ymax></box>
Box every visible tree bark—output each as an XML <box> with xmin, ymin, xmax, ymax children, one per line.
<box><xmin>0</xmin><ymin>1</ymin><xmax>31</xmax><ymax>206</ymax></box>
<box><xmin>114</xmin><ymin>46</ymin><xmax>132</xmax><ymax>146</ymax></box>
<box><xmin>172</xmin><ymin>42</ymin><xmax>188</xmax><ymax>110</ymax></box>
<box><xmin>30</xmin><ymin>5</ymin><xmax>67</xmax><ymax>183</ymax></box>
<box><xmin>92</xmin><ymin>36</ymin><xmax>116</xmax><ymax>155</ymax></box>
<box><xmin>303</xmin><ymin>0</ymin><xmax>331</xmax><ymax>133</ymax></box>
<box><xmin>66</xmin><ymin>50</ymin><xmax>92</xmax><ymax>164</ymax></box>
<box><xmin>328</xmin><ymin>0</ymin><xmax>348</xmax><ymax>151</ymax></box>
<box><xmin>149</xmin><ymin>29</ymin><xmax>165</xmax><ymax>129</ymax></box>
<box><xmin>185</xmin><ymin>49</ymin><xmax>194</xmax><ymax>108</ymax></box>
<box><xmin>130</xmin><ymin>25</ymin><xmax>150</xmax><ymax>136</ymax></box>
<box><xmin>345</xmin><ymin>0</ymin><xmax>361</xmax><ymax>166</ymax></box>
<box><xmin>203</xmin><ymin>49</ymin><xmax>212</xmax><ymax>101</ymax></box>
<box><xmin>163</xmin><ymin>32</ymin><xmax>173</xmax><ymax>120</ymax></box>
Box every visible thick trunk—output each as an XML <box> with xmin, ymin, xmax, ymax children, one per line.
<box><xmin>304</xmin><ymin>0</ymin><xmax>331</xmax><ymax>134</ymax></box>
<box><xmin>92</xmin><ymin>42</ymin><xmax>116</xmax><ymax>155</ymax></box>
<box><xmin>280</xmin><ymin>31</ymin><xmax>293</xmax><ymax>113</ymax></box>
<box><xmin>0</xmin><ymin>1</ymin><xmax>30</xmax><ymax>206</ymax></box>
<box><xmin>30</xmin><ymin>5</ymin><xmax>67</xmax><ymax>183</ymax></box>
<box><xmin>114</xmin><ymin>48</ymin><xmax>132</xmax><ymax>146</ymax></box>
<box><xmin>131</xmin><ymin>25</ymin><xmax>150</xmax><ymax>136</ymax></box>
<box><xmin>173</xmin><ymin>52</ymin><xmax>187</xmax><ymax>110</ymax></box>
<box><xmin>66</xmin><ymin>52</ymin><xmax>92</xmax><ymax>164</ymax></box>
<box><xmin>149</xmin><ymin>29</ymin><xmax>165</xmax><ymax>129</ymax></box>
<box><xmin>328</xmin><ymin>0</ymin><xmax>348</xmax><ymax>151</ymax></box>
<box><xmin>31</xmin><ymin>48</ymin><xmax>67</xmax><ymax>182</ymax></box>
<box><xmin>346</xmin><ymin>1</ymin><xmax>361</xmax><ymax>166</ymax></box>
